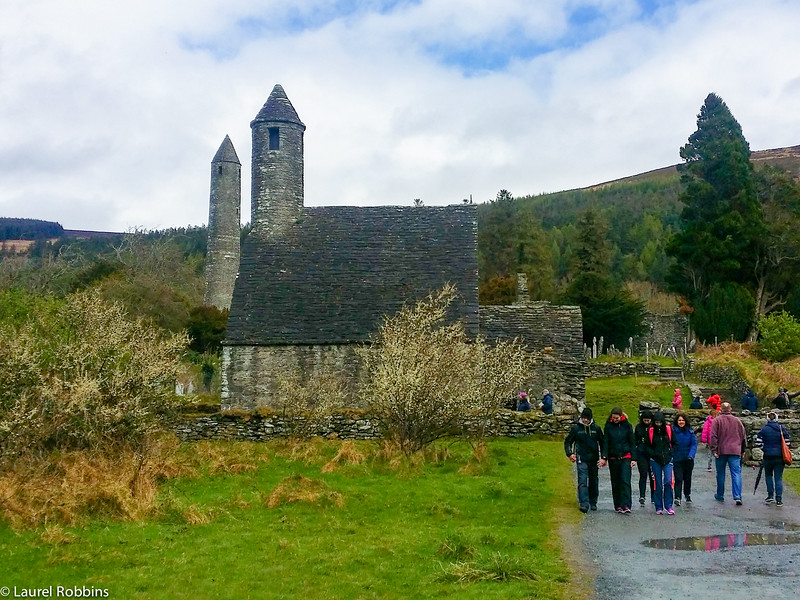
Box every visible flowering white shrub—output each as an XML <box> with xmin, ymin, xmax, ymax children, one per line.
<box><xmin>358</xmin><ymin>285</ymin><xmax>530</xmax><ymax>454</ymax></box>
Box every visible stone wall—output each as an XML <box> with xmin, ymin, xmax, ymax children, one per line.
<box><xmin>221</xmin><ymin>344</ymin><xmax>362</xmax><ymax>411</ymax></box>
<box><xmin>480</xmin><ymin>298</ymin><xmax>586</xmax><ymax>412</ymax></box>
<box><xmin>176</xmin><ymin>410</ymin><xmax>577</xmax><ymax>442</ymax></box>
<box><xmin>632</xmin><ymin>312</ymin><xmax>690</xmax><ymax>355</ymax></box>
<box><xmin>683</xmin><ymin>360</ymin><xmax>751</xmax><ymax>398</ymax></box>
<box><xmin>587</xmin><ymin>361</ymin><xmax>661</xmax><ymax>378</ymax></box>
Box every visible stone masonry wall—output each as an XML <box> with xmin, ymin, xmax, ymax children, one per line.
<box><xmin>221</xmin><ymin>344</ymin><xmax>362</xmax><ymax>411</ymax></box>
<box><xmin>683</xmin><ymin>360</ymin><xmax>751</xmax><ymax>398</ymax></box>
<box><xmin>586</xmin><ymin>361</ymin><xmax>661</xmax><ymax>378</ymax></box>
<box><xmin>176</xmin><ymin>410</ymin><xmax>577</xmax><ymax>442</ymax></box>
<box><xmin>632</xmin><ymin>312</ymin><xmax>690</xmax><ymax>355</ymax></box>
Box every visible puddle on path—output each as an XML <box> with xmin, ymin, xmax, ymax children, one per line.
<box><xmin>643</xmin><ymin>532</ymin><xmax>800</xmax><ymax>551</ymax></box>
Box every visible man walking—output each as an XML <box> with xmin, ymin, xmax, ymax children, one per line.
<box><xmin>710</xmin><ymin>402</ymin><xmax>747</xmax><ymax>505</ymax></box>
<box><xmin>565</xmin><ymin>408</ymin><xmax>604</xmax><ymax>513</ymax></box>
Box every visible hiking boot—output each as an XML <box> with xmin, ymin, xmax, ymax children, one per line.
<box><xmin>685</xmin><ymin>496</ymin><xmax>692</xmax><ymax>503</ymax></box>
<box><xmin>674</xmin><ymin>498</ymin><xmax>681</xmax><ymax>506</ymax></box>
<box><xmin>777</xmin><ymin>500</ymin><xmax>784</xmax><ymax>506</ymax></box>
<box><xmin>639</xmin><ymin>497</ymin><xmax>645</xmax><ymax>506</ymax></box>
<box><xmin>735</xmin><ymin>499</ymin><xmax>743</xmax><ymax>506</ymax></box>
<box><xmin>765</xmin><ymin>497</ymin><xmax>775</xmax><ymax>504</ymax></box>
<box><xmin>590</xmin><ymin>504</ymin><xmax>597</xmax><ymax>511</ymax></box>
<box><xmin>666</xmin><ymin>508</ymin><xmax>675</xmax><ymax>515</ymax></box>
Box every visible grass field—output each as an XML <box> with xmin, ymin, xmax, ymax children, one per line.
<box><xmin>0</xmin><ymin>438</ymin><xmax>580</xmax><ymax>600</ymax></box>
<box><xmin>585</xmin><ymin>376</ymin><xmax>691</xmax><ymax>421</ymax></box>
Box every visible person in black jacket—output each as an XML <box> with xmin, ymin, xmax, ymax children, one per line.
<box><xmin>773</xmin><ymin>387</ymin><xmax>800</xmax><ymax>409</ymax></box>
<box><xmin>565</xmin><ymin>407</ymin><xmax>604</xmax><ymax>513</ymax></box>
<box><xmin>645</xmin><ymin>411</ymin><xmax>675</xmax><ymax>515</ymax></box>
<box><xmin>634</xmin><ymin>410</ymin><xmax>654</xmax><ymax>506</ymax></box>
<box><xmin>602</xmin><ymin>406</ymin><xmax>636</xmax><ymax>513</ymax></box>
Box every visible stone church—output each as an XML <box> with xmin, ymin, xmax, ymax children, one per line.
<box><xmin>204</xmin><ymin>84</ymin><xmax>586</xmax><ymax>412</ymax></box>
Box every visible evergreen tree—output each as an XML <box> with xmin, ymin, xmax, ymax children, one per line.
<box><xmin>666</xmin><ymin>93</ymin><xmax>764</xmax><ymax>300</ymax></box>
<box><xmin>563</xmin><ymin>207</ymin><xmax>644</xmax><ymax>349</ymax></box>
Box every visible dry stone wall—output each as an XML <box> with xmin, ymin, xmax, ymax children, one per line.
<box><xmin>587</xmin><ymin>361</ymin><xmax>661</xmax><ymax>378</ymax></box>
<box><xmin>176</xmin><ymin>410</ymin><xmax>577</xmax><ymax>442</ymax></box>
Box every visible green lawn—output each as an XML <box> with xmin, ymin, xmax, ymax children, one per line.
<box><xmin>585</xmin><ymin>376</ymin><xmax>691</xmax><ymax>421</ymax></box>
<box><xmin>0</xmin><ymin>438</ymin><xmax>578</xmax><ymax>600</ymax></box>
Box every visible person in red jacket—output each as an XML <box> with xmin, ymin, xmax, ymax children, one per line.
<box><xmin>707</xmin><ymin>394</ymin><xmax>722</xmax><ymax>412</ymax></box>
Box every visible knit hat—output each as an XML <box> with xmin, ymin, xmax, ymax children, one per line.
<box><xmin>640</xmin><ymin>409</ymin><xmax>653</xmax><ymax>421</ymax></box>
<box><xmin>517</xmin><ymin>391</ymin><xmax>527</xmax><ymax>399</ymax></box>
<box><xmin>580</xmin><ymin>407</ymin><xmax>593</xmax><ymax>420</ymax></box>
<box><xmin>653</xmin><ymin>411</ymin><xmax>665</xmax><ymax>423</ymax></box>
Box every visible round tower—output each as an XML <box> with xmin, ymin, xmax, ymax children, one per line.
<box><xmin>204</xmin><ymin>134</ymin><xmax>241</xmax><ymax>310</ymax></box>
<box><xmin>250</xmin><ymin>84</ymin><xmax>306</xmax><ymax>237</ymax></box>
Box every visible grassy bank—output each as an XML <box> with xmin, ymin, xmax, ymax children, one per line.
<box><xmin>0</xmin><ymin>438</ymin><xmax>579</xmax><ymax>600</ymax></box>
<box><xmin>586</xmin><ymin>376</ymin><xmax>691</xmax><ymax>420</ymax></box>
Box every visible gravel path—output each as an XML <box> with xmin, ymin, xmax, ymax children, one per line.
<box><xmin>580</xmin><ymin>461</ymin><xmax>800</xmax><ymax>599</ymax></box>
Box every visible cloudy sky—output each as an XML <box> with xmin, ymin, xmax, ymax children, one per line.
<box><xmin>2</xmin><ymin>0</ymin><xmax>800</xmax><ymax>232</ymax></box>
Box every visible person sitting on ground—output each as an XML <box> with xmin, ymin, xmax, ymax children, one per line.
<box><xmin>689</xmin><ymin>395</ymin><xmax>703</xmax><ymax>410</ymax></box>
<box><xmin>707</xmin><ymin>394</ymin><xmax>722</xmax><ymax>412</ymax></box>
<box><xmin>539</xmin><ymin>389</ymin><xmax>553</xmax><ymax>415</ymax></box>
<box><xmin>756</xmin><ymin>410</ymin><xmax>792</xmax><ymax>506</ymax></box>
<box><xmin>741</xmin><ymin>389</ymin><xmax>758</xmax><ymax>412</ymax></box>
<box><xmin>672</xmin><ymin>388</ymin><xmax>683</xmax><ymax>410</ymax></box>
<box><xmin>773</xmin><ymin>387</ymin><xmax>800</xmax><ymax>410</ymax></box>
<box><xmin>516</xmin><ymin>392</ymin><xmax>531</xmax><ymax>412</ymax></box>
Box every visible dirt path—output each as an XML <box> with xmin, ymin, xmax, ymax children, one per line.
<box><xmin>579</xmin><ymin>461</ymin><xmax>800</xmax><ymax>599</ymax></box>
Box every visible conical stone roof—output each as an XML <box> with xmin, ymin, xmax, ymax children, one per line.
<box><xmin>251</xmin><ymin>84</ymin><xmax>305</xmax><ymax>128</ymax></box>
<box><xmin>212</xmin><ymin>135</ymin><xmax>240</xmax><ymax>164</ymax></box>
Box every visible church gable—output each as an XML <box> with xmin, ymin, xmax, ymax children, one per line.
<box><xmin>225</xmin><ymin>204</ymin><xmax>478</xmax><ymax>346</ymax></box>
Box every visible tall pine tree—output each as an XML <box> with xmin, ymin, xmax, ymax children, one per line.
<box><xmin>667</xmin><ymin>93</ymin><xmax>764</xmax><ymax>302</ymax></box>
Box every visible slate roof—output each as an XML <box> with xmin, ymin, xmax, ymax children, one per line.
<box><xmin>225</xmin><ymin>205</ymin><xmax>478</xmax><ymax>345</ymax></box>
<box><xmin>212</xmin><ymin>135</ymin><xmax>240</xmax><ymax>164</ymax></box>
<box><xmin>251</xmin><ymin>84</ymin><xmax>305</xmax><ymax>128</ymax></box>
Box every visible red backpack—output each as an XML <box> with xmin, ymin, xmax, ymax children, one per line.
<box><xmin>649</xmin><ymin>424</ymin><xmax>672</xmax><ymax>444</ymax></box>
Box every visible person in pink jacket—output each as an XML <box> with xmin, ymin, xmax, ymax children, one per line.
<box><xmin>700</xmin><ymin>409</ymin><xmax>719</xmax><ymax>471</ymax></box>
<box><xmin>672</xmin><ymin>388</ymin><xmax>683</xmax><ymax>409</ymax></box>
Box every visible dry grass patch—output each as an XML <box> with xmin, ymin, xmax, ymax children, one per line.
<box><xmin>459</xmin><ymin>441</ymin><xmax>489</xmax><ymax>475</ymax></box>
<box><xmin>321</xmin><ymin>441</ymin><xmax>366</xmax><ymax>473</ymax></box>
<box><xmin>187</xmin><ymin>440</ymin><xmax>269</xmax><ymax>475</ymax></box>
<box><xmin>0</xmin><ymin>436</ymin><xmax>187</xmax><ymax>528</ymax></box>
<box><xmin>266</xmin><ymin>474</ymin><xmax>344</xmax><ymax>509</ymax></box>
<box><xmin>438</xmin><ymin>552</ymin><xmax>540</xmax><ymax>583</ymax></box>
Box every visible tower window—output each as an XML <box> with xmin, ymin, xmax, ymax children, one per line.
<box><xmin>218</xmin><ymin>165</ymin><xmax>223</xmax><ymax>175</ymax></box>
<box><xmin>269</xmin><ymin>128</ymin><xmax>280</xmax><ymax>150</ymax></box>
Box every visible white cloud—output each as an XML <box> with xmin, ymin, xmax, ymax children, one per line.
<box><xmin>1</xmin><ymin>0</ymin><xmax>799</xmax><ymax>231</ymax></box>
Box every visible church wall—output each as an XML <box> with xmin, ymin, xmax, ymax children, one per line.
<box><xmin>221</xmin><ymin>343</ymin><xmax>362</xmax><ymax>411</ymax></box>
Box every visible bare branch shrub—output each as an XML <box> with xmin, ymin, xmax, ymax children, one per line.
<box><xmin>358</xmin><ymin>285</ymin><xmax>531</xmax><ymax>455</ymax></box>
<box><xmin>0</xmin><ymin>289</ymin><xmax>189</xmax><ymax>460</ymax></box>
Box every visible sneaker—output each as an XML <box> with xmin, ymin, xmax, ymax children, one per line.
<box><xmin>624</xmin><ymin>507</ymin><xmax>632</xmax><ymax>514</ymax></box>
<box><xmin>685</xmin><ymin>496</ymin><xmax>692</xmax><ymax>503</ymax></box>
<box><xmin>666</xmin><ymin>508</ymin><xmax>675</xmax><ymax>515</ymax></box>
<box><xmin>777</xmin><ymin>500</ymin><xmax>784</xmax><ymax>507</ymax></box>
<box><xmin>714</xmin><ymin>495</ymin><xmax>724</xmax><ymax>502</ymax></box>
<box><xmin>765</xmin><ymin>497</ymin><xmax>775</xmax><ymax>504</ymax></box>
<box><xmin>639</xmin><ymin>497</ymin><xmax>645</xmax><ymax>506</ymax></box>
<box><xmin>656</xmin><ymin>510</ymin><xmax>663</xmax><ymax>515</ymax></box>
<box><xmin>616</xmin><ymin>507</ymin><xmax>623</xmax><ymax>513</ymax></box>
<box><xmin>674</xmin><ymin>498</ymin><xmax>681</xmax><ymax>506</ymax></box>
<box><xmin>580</xmin><ymin>506</ymin><xmax>589</xmax><ymax>513</ymax></box>
<box><xmin>735</xmin><ymin>499</ymin><xmax>743</xmax><ymax>506</ymax></box>
<box><xmin>590</xmin><ymin>504</ymin><xmax>597</xmax><ymax>511</ymax></box>
<box><xmin>707</xmin><ymin>467</ymin><xmax>713</xmax><ymax>472</ymax></box>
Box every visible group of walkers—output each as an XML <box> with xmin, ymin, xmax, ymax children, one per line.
<box><xmin>564</xmin><ymin>402</ymin><xmax>792</xmax><ymax>514</ymax></box>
